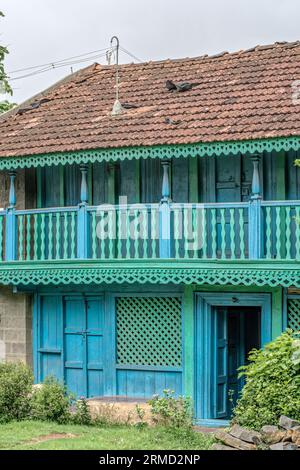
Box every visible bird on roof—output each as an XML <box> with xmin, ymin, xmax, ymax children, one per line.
<box><xmin>165</xmin><ymin>80</ymin><xmax>200</xmax><ymax>92</ymax></box>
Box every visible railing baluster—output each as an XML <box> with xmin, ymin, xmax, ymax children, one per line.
<box><xmin>193</xmin><ymin>207</ymin><xmax>198</xmax><ymax>259</ymax></box>
<box><xmin>239</xmin><ymin>208</ymin><xmax>245</xmax><ymax>259</ymax></box>
<box><xmin>201</xmin><ymin>208</ymin><xmax>207</xmax><ymax>259</ymax></box>
<box><xmin>70</xmin><ymin>211</ymin><xmax>76</xmax><ymax>259</ymax></box>
<box><xmin>108</xmin><ymin>210</ymin><xmax>114</xmax><ymax>259</ymax></box>
<box><xmin>275</xmin><ymin>206</ymin><xmax>281</xmax><ymax>259</ymax></box>
<box><xmin>211</xmin><ymin>208</ymin><xmax>217</xmax><ymax>258</ymax></box>
<box><xmin>48</xmin><ymin>213</ymin><xmax>53</xmax><ymax>260</ymax></box>
<box><xmin>126</xmin><ymin>207</ymin><xmax>131</xmax><ymax>258</ymax></box>
<box><xmin>91</xmin><ymin>211</ymin><xmax>97</xmax><ymax>259</ymax></box>
<box><xmin>18</xmin><ymin>215</ymin><xmax>24</xmax><ymax>261</ymax></box>
<box><xmin>151</xmin><ymin>207</ymin><xmax>157</xmax><ymax>259</ymax></box>
<box><xmin>143</xmin><ymin>209</ymin><xmax>148</xmax><ymax>259</ymax></box>
<box><xmin>100</xmin><ymin>210</ymin><xmax>106</xmax><ymax>259</ymax></box>
<box><xmin>26</xmin><ymin>214</ymin><xmax>31</xmax><ymax>260</ymax></box>
<box><xmin>63</xmin><ymin>212</ymin><xmax>68</xmax><ymax>259</ymax></box>
<box><xmin>183</xmin><ymin>207</ymin><xmax>189</xmax><ymax>258</ymax></box>
<box><xmin>174</xmin><ymin>208</ymin><xmax>180</xmax><ymax>259</ymax></box>
<box><xmin>40</xmin><ymin>213</ymin><xmax>45</xmax><ymax>260</ymax></box>
<box><xmin>134</xmin><ymin>208</ymin><xmax>139</xmax><ymax>259</ymax></box>
<box><xmin>265</xmin><ymin>206</ymin><xmax>272</xmax><ymax>259</ymax></box>
<box><xmin>33</xmin><ymin>213</ymin><xmax>38</xmax><ymax>260</ymax></box>
<box><xmin>220</xmin><ymin>208</ymin><xmax>226</xmax><ymax>259</ymax></box>
<box><xmin>117</xmin><ymin>208</ymin><xmax>123</xmax><ymax>259</ymax></box>
<box><xmin>56</xmin><ymin>213</ymin><xmax>60</xmax><ymax>259</ymax></box>
<box><xmin>285</xmin><ymin>206</ymin><xmax>291</xmax><ymax>260</ymax></box>
<box><xmin>229</xmin><ymin>208</ymin><xmax>235</xmax><ymax>260</ymax></box>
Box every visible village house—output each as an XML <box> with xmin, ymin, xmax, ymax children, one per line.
<box><xmin>0</xmin><ymin>41</ymin><xmax>299</xmax><ymax>426</ymax></box>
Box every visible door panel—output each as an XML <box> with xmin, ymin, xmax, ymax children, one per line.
<box><xmin>214</xmin><ymin>308</ymin><xmax>228</xmax><ymax>419</ymax></box>
<box><xmin>38</xmin><ymin>294</ymin><xmax>104</xmax><ymax>398</ymax></box>
<box><xmin>86</xmin><ymin>297</ymin><xmax>104</xmax><ymax>397</ymax></box>
<box><xmin>64</xmin><ymin>297</ymin><xmax>86</xmax><ymax>397</ymax></box>
<box><xmin>227</xmin><ymin>310</ymin><xmax>244</xmax><ymax>414</ymax></box>
<box><xmin>39</xmin><ymin>295</ymin><xmax>63</xmax><ymax>382</ymax></box>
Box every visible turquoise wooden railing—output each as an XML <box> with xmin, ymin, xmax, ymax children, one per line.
<box><xmin>87</xmin><ymin>204</ymin><xmax>160</xmax><ymax>260</ymax></box>
<box><xmin>171</xmin><ymin>203</ymin><xmax>248</xmax><ymax>259</ymax></box>
<box><xmin>2</xmin><ymin>200</ymin><xmax>300</xmax><ymax>262</ymax></box>
<box><xmin>261</xmin><ymin>200</ymin><xmax>300</xmax><ymax>260</ymax></box>
<box><xmin>14</xmin><ymin>207</ymin><xmax>78</xmax><ymax>261</ymax></box>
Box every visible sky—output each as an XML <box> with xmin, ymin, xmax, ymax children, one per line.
<box><xmin>1</xmin><ymin>0</ymin><xmax>300</xmax><ymax>104</ymax></box>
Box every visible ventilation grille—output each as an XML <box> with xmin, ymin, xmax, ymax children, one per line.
<box><xmin>287</xmin><ymin>299</ymin><xmax>300</xmax><ymax>331</ymax></box>
<box><xmin>116</xmin><ymin>296</ymin><xmax>182</xmax><ymax>367</ymax></box>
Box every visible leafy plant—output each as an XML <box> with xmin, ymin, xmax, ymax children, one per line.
<box><xmin>31</xmin><ymin>376</ymin><xmax>72</xmax><ymax>424</ymax></box>
<box><xmin>148</xmin><ymin>390</ymin><xmax>193</xmax><ymax>429</ymax></box>
<box><xmin>0</xmin><ymin>362</ymin><xmax>33</xmax><ymax>423</ymax></box>
<box><xmin>232</xmin><ymin>330</ymin><xmax>300</xmax><ymax>430</ymax></box>
<box><xmin>71</xmin><ymin>397</ymin><xmax>92</xmax><ymax>425</ymax></box>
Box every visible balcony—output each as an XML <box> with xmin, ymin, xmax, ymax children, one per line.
<box><xmin>0</xmin><ymin>199</ymin><xmax>300</xmax><ymax>263</ymax></box>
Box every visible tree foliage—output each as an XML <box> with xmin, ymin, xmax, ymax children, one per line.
<box><xmin>232</xmin><ymin>330</ymin><xmax>300</xmax><ymax>430</ymax></box>
<box><xmin>0</xmin><ymin>11</ymin><xmax>15</xmax><ymax>114</ymax></box>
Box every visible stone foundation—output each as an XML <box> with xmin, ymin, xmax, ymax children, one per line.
<box><xmin>87</xmin><ymin>398</ymin><xmax>152</xmax><ymax>425</ymax></box>
<box><xmin>0</xmin><ymin>286</ymin><xmax>32</xmax><ymax>365</ymax></box>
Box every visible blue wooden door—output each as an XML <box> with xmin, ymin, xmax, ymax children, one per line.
<box><xmin>38</xmin><ymin>294</ymin><xmax>104</xmax><ymax>398</ymax></box>
<box><xmin>214</xmin><ymin>308</ymin><xmax>228</xmax><ymax>419</ymax></box>
<box><xmin>64</xmin><ymin>295</ymin><xmax>104</xmax><ymax>398</ymax></box>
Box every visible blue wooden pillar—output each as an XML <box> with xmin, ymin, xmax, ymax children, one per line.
<box><xmin>77</xmin><ymin>164</ymin><xmax>89</xmax><ymax>259</ymax></box>
<box><xmin>6</xmin><ymin>171</ymin><xmax>17</xmax><ymax>261</ymax></box>
<box><xmin>248</xmin><ymin>154</ymin><xmax>262</xmax><ymax>259</ymax></box>
<box><xmin>159</xmin><ymin>160</ymin><xmax>172</xmax><ymax>258</ymax></box>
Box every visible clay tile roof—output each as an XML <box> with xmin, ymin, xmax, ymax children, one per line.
<box><xmin>1</xmin><ymin>40</ymin><xmax>300</xmax><ymax>158</ymax></box>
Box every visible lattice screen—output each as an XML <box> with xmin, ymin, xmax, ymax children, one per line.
<box><xmin>116</xmin><ymin>297</ymin><xmax>182</xmax><ymax>367</ymax></box>
<box><xmin>287</xmin><ymin>299</ymin><xmax>300</xmax><ymax>331</ymax></box>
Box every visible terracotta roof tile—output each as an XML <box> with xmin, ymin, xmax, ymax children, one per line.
<box><xmin>1</xmin><ymin>41</ymin><xmax>300</xmax><ymax>157</ymax></box>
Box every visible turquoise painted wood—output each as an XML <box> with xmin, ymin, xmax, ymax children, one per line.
<box><xmin>35</xmin><ymin>292</ymin><xmax>183</xmax><ymax>399</ymax></box>
<box><xmin>37</xmin><ymin>294</ymin><xmax>104</xmax><ymax>398</ymax></box>
<box><xmin>214</xmin><ymin>308</ymin><xmax>228</xmax><ymax>419</ymax></box>
<box><xmin>3</xmin><ymin>199</ymin><xmax>300</xmax><ymax>262</ymax></box>
<box><xmin>194</xmin><ymin>293</ymin><xmax>272</xmax><ymax>423</ymax></box>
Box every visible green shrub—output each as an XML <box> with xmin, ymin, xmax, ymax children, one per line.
<box><xmin>71</xmin><ymin>398</ymin><xmax>92</xmax><ymax>425</ymax></box>
<box><xmin>232</xmin><ymin>330</ymin><xmax>300</xmax><ymax>430</ymax></box>
<box><xmin>31</xmin><ymin>376</ymin><xmax>72</xmax><ymax>423</ymax></box>
<box><xmin>148</xmin><ymin>389</ymin><xmax>193</xmax><ymax>428</ymax></box>
<box><xmin>0</xmin><ymin>362</ymin><xmax>33</xmax><ymax>423</ymax></box>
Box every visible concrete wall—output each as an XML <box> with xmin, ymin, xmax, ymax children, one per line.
<box><xmin>0</xmin><ymin>169</ymin><xmax>34</xmax><ymax>365</ymax></box>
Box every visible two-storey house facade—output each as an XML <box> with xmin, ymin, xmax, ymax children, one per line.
<box><xmin>0</xmin><ymin>41</ymin><xmax>300</xmax><ymax>426</ymax></box>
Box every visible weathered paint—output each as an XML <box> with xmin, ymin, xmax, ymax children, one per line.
<box><xmin>181</xmin><ymin>284</ymin><xmax>284</xmax><ymax>414</ymax></box>
<box><xmin>35</xmin><ymin>290</ymin><xmax>184</xmax><ymax>399</ymax></box>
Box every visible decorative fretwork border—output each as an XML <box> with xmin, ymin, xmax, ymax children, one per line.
<box><xmin>1</xmin><ymin>136</ymin><xmax>300</xmax><ymax>170</ymax></box>
<box><xmin>0</xmin><ymin>260</ymin><xmax>299</xmax><ymax>287</ymax></box>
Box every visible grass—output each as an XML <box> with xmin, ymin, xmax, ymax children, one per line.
<box><xmin>0</xmin><ymin>421</ymin><xmax>215</xmax><ymax>450</ymax></box>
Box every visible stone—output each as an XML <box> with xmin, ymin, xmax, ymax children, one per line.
<box><xmin>282</xmin><ymin>429</ymin><xmax>294</xmax><ymax>442</ymax></box>
<box><xmin>211</xmin><ymin>443</ymin><xmax>237</xmax><ymax>451</ymax></box>
<box><xmin>269</xmin><ymin>442</ymin><xmax>299</xmax><ymax>451</ymax></box>
<box><xmin>279</xmin><ymin>416</ymin><xmax>300</xmax><ymax>430</ymax></box>
<box><xmin>261</xmin><ymin>425</ymin><xmax>286</xmax><ymax>444</ymax></box>
<box><xmin>214</xmin><ymin>431</ymin><xmax>256</xmax><ymax>451</ymax></box>
<box><xmin>229</xmin><ymin>424</ymin><xmax>261</xmax><ymax>444</ymax></box>
<box><xmin>291</xmin><ymin>429</ymin><xmax>300</xmax><ymax>443</ymax></box>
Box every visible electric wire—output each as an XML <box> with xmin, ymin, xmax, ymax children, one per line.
<box><xmin>7</xmin><ymin>45</ymin><xmax>144</xmax><ymax>82</ymax></box>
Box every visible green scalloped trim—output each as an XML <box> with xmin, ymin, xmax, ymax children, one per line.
<box><xmin>0</xmin><ymin>261</ymin><xmax>299</xmax><ymax>287</ymax></box>
<box><xmin>1</xmin><ymin>136</ymin><xmax>300</xmax><ymax>170</ymax></box>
